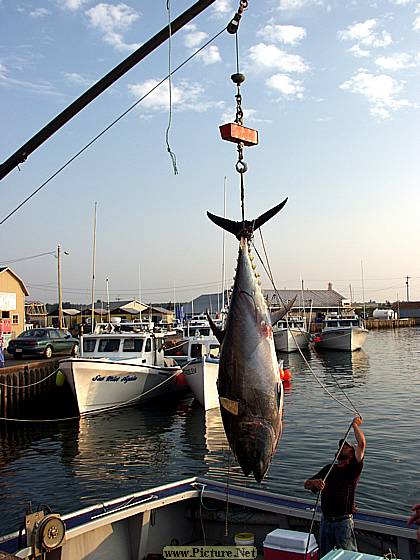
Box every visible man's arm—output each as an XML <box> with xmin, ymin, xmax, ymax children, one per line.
<box><xmin>353</xmin><ymin>416</ymin><xmax>366</xmax><ymax>463</ymax></box>
<box><xmin>304</xmin><ymin>478</ymin><xmax>325</xmax><ymax>492</ymax></box>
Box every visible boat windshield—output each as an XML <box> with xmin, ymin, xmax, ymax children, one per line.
<box><xmin>122</xmin><ymin>338</ymin><xmax>144</xmax><ymax>352</ymax></box>
<box><xmin>83</xmin><ymin>338</ymin><xmax>97</xmax><ymax>352</ymax></box>
<box><xmin>98</xmin><ymin>339</ymin><xmax>121</xmax><ymax>352</ymax></box>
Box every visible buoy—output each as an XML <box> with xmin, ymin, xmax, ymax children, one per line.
<box><xmin>234</xmin><ymin>532</ymin><xmax>254</xmax><ymax>546</ymax></box>
<box><xmin>283</xmin><ymin>368</ymin><xmax>292</xmax><ymax>381</ymax></box>
<box><xmin>56</xmin><ymin>370</ymin><xmax>66</xmax><ymax>387</ymax></box>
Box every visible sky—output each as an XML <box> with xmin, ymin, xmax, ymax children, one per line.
<box><xmin>0</xmin><ymin>0</ymin><xmax>419</xmax><ymax>306</ymax></box>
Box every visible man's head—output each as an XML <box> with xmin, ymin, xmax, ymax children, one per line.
<box><xmin>337</xmin><ymin>439</ymin><xmax>355</xmax><ymax>462</ymax></box>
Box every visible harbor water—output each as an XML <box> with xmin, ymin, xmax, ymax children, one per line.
<box><xmin>0</xmin><ymin>327</ymin><xmax>419</xmax><ymax>535</ymax></box>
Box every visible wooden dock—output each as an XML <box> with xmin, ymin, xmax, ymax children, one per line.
<box><xmin>0</xmin><ymin>360</ymin><xmax>76</xmax><ymax>419</ymax></box>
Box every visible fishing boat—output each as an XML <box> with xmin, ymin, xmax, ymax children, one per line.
<box><xmin>165</xmin><ymin>332</ymin><xmax>220</xmax><ymax>410</ymax></box>
<box><xmin>183</xmin><ymin>354</ymin><xmax>219</xmax><ymax>410</ymax></box>
<box><xmin>0</xmin><ymin>476</ymin><xmax>416</xmax><ymax>559</ymax></box>
<box><xmin>314</xmin><ymin>313</ymin><xmax>368</xmax><ymax>352</ymax></box>
<box><xmin>59</xmin><ymin>324</ymin><xmax>185</xmax><ymax>415</ymax></box>
<box><xmin>273</xmin><ymin>316</ymin><xmax>311</xmax><ymax>353</ymax></box>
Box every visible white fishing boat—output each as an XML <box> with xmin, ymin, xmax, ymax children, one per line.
<box><xmin>165</xmin><ymin>332</ymin><xmax>220</xmax><ymax>367</ymax></box>
<box><xmin>183</xmin><ymin>355</ymin><xmax>219</xmax><ymax>410</ymax></box>
<box><xmin>273</xmin><ymin>316</ymin><xmax>311</xmax><ymax>353</ymax></box>
<box><xmin>314</xmin><ymin>313</ymin><xmax>368</xmax><ymax>352</ymax></box>
<box><xmin>59</xmin><ymin>324</ymin><xmax>185</xmax><ymax>415</ymax></box>
<box><xmin>1</xmin><ymin>476</ymin><xmax>416</xmax><ymax>560</ymax></box>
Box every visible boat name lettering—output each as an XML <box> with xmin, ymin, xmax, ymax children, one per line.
<box><xmin>91</xmin><ymin>375</ymin><xmax>137</xmax><ymax>383</ymax></box>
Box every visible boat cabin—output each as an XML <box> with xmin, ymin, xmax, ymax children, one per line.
<box><xmin>275</xmin><ymin>316</ymin><xmax>307</xmax><ymax>330</ymax></box>
<box><xmin>81</xmin><ymin>332</ymin><xmax>166</xmax><ymax>366</ymax></box>
<box><xmin>323</xmin><ymin>314</ymin><xmax>363</xmax><ymax>329</ymax></box>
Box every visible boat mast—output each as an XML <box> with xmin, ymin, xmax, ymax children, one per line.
<box><xmin>106</xmin><ymin>277</ymin><xmax>111</xmax><ymax>324</ymax></box>
<box><xmin>361</xmin><ymin>259</ymin><xmax>366</xmax><ymax>319</ymax></box>
<box><xmin>91</xmin><ymin>202</ymin><xmax>97</xmax><ymax>332</ymax></box>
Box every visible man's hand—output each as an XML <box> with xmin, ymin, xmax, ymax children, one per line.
<box><xmin>309</xmin><ymin>479</ymin><xmax>325</xmax><ymax>491</ymax></box>
<box><xmin>407</xmin><ymin>504</ymin><xmax>420</xmax><ymax>526</ymax></box>
<box><xmin>353</xmin><ymin>416</ymin><xmax>363</xmax><ymax>426</ymax></box>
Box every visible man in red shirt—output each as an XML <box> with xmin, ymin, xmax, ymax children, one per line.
<box><xmin>304</xmin><ymin>417</ymin><xmax>366</xmax><ymax>556</ymax></box>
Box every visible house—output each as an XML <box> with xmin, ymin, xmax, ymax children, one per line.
<box><xmin>0</xmin><ymin>267</ymin><xmax>29</xmax><ymax>342</ymax></box>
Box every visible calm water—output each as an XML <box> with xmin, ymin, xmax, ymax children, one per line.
<box><xmin>1</xmin><ymin>327</ymin><xmax>420</xmax><ymax>535</ymax></box>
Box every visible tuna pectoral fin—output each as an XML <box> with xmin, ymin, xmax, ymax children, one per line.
<box><xmin>271</xmin><ymin>295</ymin><xmax>297</xmax><ymax>325</ymax></box>
<box><xmin>207</xmin><ymin>198</ymin><xmax>288</xmax><ymax>240</ymax></box>
<box><xmin>219</xmin><ymin>397</ymin><xmax>239</xmax><ymax>416</ymax></box>
<box><xmin>206</xmin><ymin>313</ymin><xmax>225</xmax><ymax>344</ymax></box>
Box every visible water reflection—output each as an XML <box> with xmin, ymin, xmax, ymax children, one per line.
<box><xmin>313</xmin><ymin>349</ymin><xmax>369</xmax><ymax>387</ymax></box>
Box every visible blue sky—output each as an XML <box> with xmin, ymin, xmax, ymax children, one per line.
<box><xmin>0</xmin><ymin>0</ymin><xmax>419</xmax><ymax>305</ymax></box>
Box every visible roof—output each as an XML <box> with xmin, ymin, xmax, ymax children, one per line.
<box><xmin>0</xmin><ymin>267</ymin><xmax>29</xmax><ymax>296</ymax></box>
<box><xmin>181</xmin><ymin>289</ymin><xmax>346</xmax><ymax>315</ymax></box>
<box><xmin>264</xmin><ymin>289</ymin><xmax>346</xmax><ymax>308</ymax></box>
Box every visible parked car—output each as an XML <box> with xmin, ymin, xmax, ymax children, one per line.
<box><xmin>7</xmin><ymin>328</ymin><xmax>79</xmax><ymax>359</ymax></box>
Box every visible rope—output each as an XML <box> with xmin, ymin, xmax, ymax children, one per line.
<box><xmin>251</xmin><ymin>237</ymin><xmax>361</xmax><ymax>416</ymax></box>
<box><xmin>165</xmin><ymin>0</ymin><xmax>178</xmax><ymax>175</ymax></box>
<box><xmin>0</xmin><ymin>26</ymin><xmax>227</xmax><ymax>225</ymax></box>
<box><xmin>304</xmin><ymin>422</ymin><xmax>354</xmax><ymax>559</ymax></box>
<box><xmin>0</xmin><ymin>367</ymin><xmax>181</xmax><ymax>422</ymax></box>
<box><xmin>0</xmin><ymin>366</ymin><xmax>60</xmax><ymax>389</ymax></box>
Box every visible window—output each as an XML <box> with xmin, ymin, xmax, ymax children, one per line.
<box><xmin>156</xmin><ymin>339</ymin><xmax>164</xmax><ymax>352</ymax></box>
<box><xmin>123</xmin><ymin>338</ymin><xmax>143</xmax><ymax>352</ymax></box>
<box><xmin>191</xmin><ymin>344</ymin><xmax>204</xmax><ymax>358</ymax></box>
<box><xmin>83</xmin><ymin>339</ymin><xmax>97</xmax><ymax>352</ymax></box>
<box><xmin>144</xmin><ymin>338</ymin><xmax>152</xmax><ymax>352</ymax></box>
<box><xmin>1</xmin><ymin>311</ymin><xmax>10</xmax><ymax>319</ymax></box>
<box><xmin>98</xmin><ymin>339</ymin><xmax>121</xmax><ymax>352</ymax></box>
<box><xmin>209</xmin><ymin>345</ymin><xmax>219</xmax><ymax>357</ymax></box>
<box><xmin>12</xmin><ymin>314</ymin><xmax>19</xmax><ymax>324</ymax></box>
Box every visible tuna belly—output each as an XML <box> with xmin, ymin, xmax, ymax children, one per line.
<box><xmin>222</xmin><ymin>413</ymin><xmax>281</xmax><ymax>482</ymax></box>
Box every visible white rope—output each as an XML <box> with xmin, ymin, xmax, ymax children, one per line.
<box><xmin>251</xmin><ymin>237</ymin><xmax>361</xmax><ymax>416</ymax></box>
<box><xmin>0</xmin><ymin>367</ymin><xmax>60</xmax><ymax>389</ymax></box>
<box><xmin>0</xmin><ymin>367</ymin><xmax>182</xmax><ymax>422</ymax></box>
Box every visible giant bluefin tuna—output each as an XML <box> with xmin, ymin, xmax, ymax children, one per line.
<box><xmin>207</xmin><ymin>199</ymin><xmax>291</xmax><ymax>482</ymax></box>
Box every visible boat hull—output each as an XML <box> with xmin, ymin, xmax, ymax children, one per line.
<box><xmin>183</xmin><ymin>357</ymin><xmax>219</xmax><ymax>410</ymax></box>
<box><xmin>273</xmin><ymin>328</ymin><xmax>311</xmax><ymax>352</ymax></box>
<box><xmin>59</xmin><ymin>358</ymin><xmax>183</xmax><ymax>415</ymax></box>
<box><xmin>315</xmin><ymin>327</ymin><xmax>368</xmax><ymax>351</ymax></box>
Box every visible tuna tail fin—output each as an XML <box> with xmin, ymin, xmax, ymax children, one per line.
<box><xmin>206</xmin><ymin>312</ymin><xmax>225</xmax><ymax>344</ymax></box>
<box><xmin>271</xmin><ymin>295</ymin><xmax>297</xmax><ymax>325</ymax></box>
<box><xmin>207</xmin><ymin>198</ymin><xmax>288</xmax><ymax>240</ymax></box>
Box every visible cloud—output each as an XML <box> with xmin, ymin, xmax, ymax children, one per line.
<box><xmin>278</xmin><ymin>0</ymin><xmax>323</xmax><ymax>10</ymax></box>
<box><xmin>211</xmin><ymin>0</ymin><xmax>232</xmax><ymax>17</ymax></box>
<box><xmin>415</xmin><ymin>4</ymin><xmax>420</xmax><ymax>30</ymax></box>
<box><xmin>183</xmin><ymin>24</ymin><xmax>208</xmax><ymax>48</ymax></box>
<box><xmin>86</xmin><ymin>3</ymin><xmax>141</xmax><ymax>52</ymax></box>
<box><xmin>388</xmin><ymin>0</ymin><xmax>415</xmax><ymax>4</ymax></box>
<box><xmin>266</xmin><ymin>73</ymin><xmax>304</xmax><ymax>98</ymax></box>
<box><xmin>340</xmin><ymin>71</ymin><xmax>412</xmax><ymax>119</ymax></box>
<box><xmin>30</xmin><ymin>8</ymin><xmax>51</xmax><ymax>17</ymax></box>
<box><xmin>128</xmin><ymin>79</ymin><xmax>223</xmax><ymax>113</ymax></box>
<box><xmin>195</xmin><ymin>46</ymin><xmax>221</xmax><ymax>65</ymax></box>
<box><xmin>338</xmin><ymin>19</ymin><xmax>393</xmax><ymax>56</ymax></box>
<box><xmin>257</xmin><ymin>23</ymin><xmax>306</xmax><ymax>45</ymax></box>
<box><xmin>0</xmin><ymin>62</ymin><xmax>60</xmax><ymax>96</ymax></box>
<box><xmin>248</xmin><ymin>43</ymin><xmax>309</xmax><ymax>73</ymax></box>
<box><xmin>348</xmin><ymin>44</ymin><xmax>371</xmax><ymax>58</ymax></box>
<box><xmin>63</xmin><ymin>0</ymin><xmax>91</xmax><ymax>10</ymax></box>
<box><xmin>62</xmin><ymin>72</ymin><xmax>94</xmax><ymax>86</ymax></box>
<box><xmin>375</xmin><ymin>53</ymin><xmax>416</xmax><ymax>70</ymax></box>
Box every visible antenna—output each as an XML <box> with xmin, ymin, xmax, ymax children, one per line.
<box><xmin>91</xmin><ymin>202</ymin><xmax>97</xmax><ymax>331</ymax></box>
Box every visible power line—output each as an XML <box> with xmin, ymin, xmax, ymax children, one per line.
<box><xmin>0</xmin><ymin>250</ymin><xmax>55</xmax><ymax>265</ymax></box>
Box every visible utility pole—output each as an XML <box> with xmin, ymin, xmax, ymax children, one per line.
<box><xmin>406</xmin><ymin>276</ymin><xmax>410</xmax><ymax>302</ymax></box>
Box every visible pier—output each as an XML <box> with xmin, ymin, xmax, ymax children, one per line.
<box><xmin>0</xmin><ymin>359</ymin><xmax>74</xmax><ymax>419</ymax></box>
